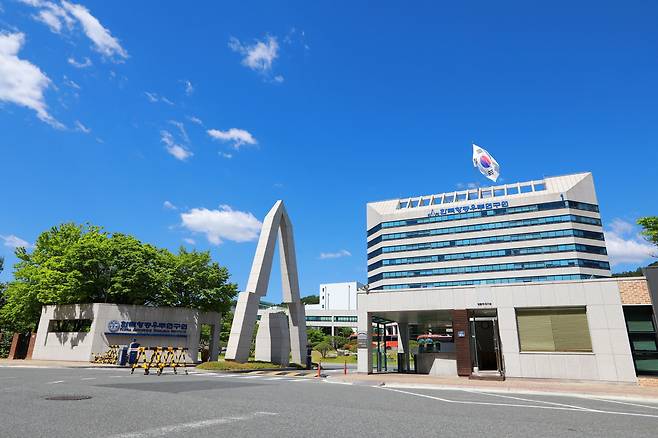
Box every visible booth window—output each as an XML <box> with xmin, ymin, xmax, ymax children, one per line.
<box><xmin>516</xmin><ymin>307</ymin><xmax>592</xmax><ymax>352</ymax></box>
<box><xmin>48</xmin><ymin>319</ymin><xmax>92</xmax><ymax>333</ymax></box>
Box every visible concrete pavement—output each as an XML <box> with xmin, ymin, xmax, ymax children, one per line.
<box><xmin>1</xmin><ymin>366</ymin><xmax>658</xmax><ymax>437</ymax></box>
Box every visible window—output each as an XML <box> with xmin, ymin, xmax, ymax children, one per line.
<box><xmin>468</xmin><ymin>191</ymin><xmax>479</xmax><ymax>200</ymax></box>
<box><xmin>534</xmin><ymin>182</ymin><xmax>547</xmax><ymax>191</ymax></box>
<box><xmin>48</xmin><ymin>319</ymin><xmax>92</xmax><ymax>333</ymax></box>
<box><xmin>335</xmin><ymin>316</ymin><xmax>358</xmax><ymax>322</ymax></box>
<box><xmin>398</xmin><ymin>201</ymin><xmax>408</xmax><ymax>209</ymax></box>
<box><xmin>306</xmin><ymin>316</ymin><xmax>332</xmax><ymax>322</ymax></box>
<box><xmin>410</xmin><ymin>199</ymin><xmax>419</xmax><ymax>208</ymax></box>
<box><xmin>456</xmin><ymin>192</ymin><xmax>467</xmax><ymax>201</ymax></box>
<box><xmin>516</xmin><ymin>308</ymin><xmax>592</xmax><ymax>352</ymax></box>
<box><xmin>494</xmin><ymin>188</ymin><xmax>505</xmax><ymax>197</ymax></box>
<box><xmin>623</xmin><ymin>306</ymin><xmax>658</xmax><ymax>375</ymax></box>
<box><xmin>507</xmin><ymin>186</ymin><xmax>519</xmax><ymax>195</ymax></box>
<box><xmin>431</xmin><ymin>196</ymin><xmax>442</xmax><ymax>205</ymax></box>
<box><xmin>444</xmin><ymin>194</ymin><xmax>454</xmax><ymax>203</ymax></box>
<box><xmin>481</xmin><ymin>190</ymin><xmax>492</xmax><ymax>198</ymax></box>
<box><xmin>420</xmin><ymin>198</ymin><xmax>430</xmax><ymax>206</ymax></box>
<box><xmin>520</xmin><ymin>185</ymin><xmax>532</xmax><ymax>193</ymax></box>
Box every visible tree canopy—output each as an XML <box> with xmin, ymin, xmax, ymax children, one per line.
<box><xmin>300</xmin><ymin>295</ymin><xmax>319</xmax><ymax>305</ymax></box>
<box><xmin>0</xmin><ymin>223</ymin><xmax>238</xmax><ymax>332</ymax></box>
<box><xmin>638</xmin><ymin>217</ymin><xmax>658</xmax><ymax>251</ymax></box>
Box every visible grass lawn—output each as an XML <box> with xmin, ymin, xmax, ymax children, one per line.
<box><xmin>312</xmin><ymin>350</ymin><xmax>357</xmax><ymax>364</ymax></box>
<box><xmin>197</xmin><ymin>357</ymin><xmax>304</xmax><ymax>371</ymax></box>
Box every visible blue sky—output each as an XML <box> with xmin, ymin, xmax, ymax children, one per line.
<box><xmin>1</xmin><ymin>1</ymin><xmax>657</xmax><ymax>303</ymax></box>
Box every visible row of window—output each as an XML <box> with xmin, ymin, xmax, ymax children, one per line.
<box><xmin>368</xmin><ymin>214</ymin><xmax>602</xmax><ymax>248</ymax></box>
<box><xmin>371</xmin><ymin>200</ymin><xmax>599</xmax><ymax>235</ymax></box>
<box><xmin>517</xmin><ymin>307</ymin><xmax>592</xmax><ymax>353</ymax></box>
<box><xmin>368</xmin><ymin>228</ymin><xmax>605</xmax><ymax>259</ymax></box>
<box><xmin>369</xmin><ymin>258</ymin><xmax>611</xmax><ymax>283</ymax></box>
<box><xmin>305</xmin><ymin>316</ymin><xmax>358</xmax><ymax>323</ymax></box>
<box><xmin>368</xmin><ymin>243</ymin><xmax>608</xmax><ymax>271</ymax></box>
<box><xmin>378</xmin><ymin>274</ymin><xmax>602</xmax><ymax>290</ymax></box>
<box><xmin>396</xmin><ymin>181</ymin><xmax>548</xmax><ymax>210</ymax></box>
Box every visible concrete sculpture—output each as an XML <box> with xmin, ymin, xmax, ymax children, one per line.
<box><xmin>225</xmin><ymin>201</ymin><xmax>308</xmax><ymax>365</ymax></box>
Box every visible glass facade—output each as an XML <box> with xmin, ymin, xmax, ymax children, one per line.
<box><xmin>379</xmin><ymin>274</ymin><xmax>600</xmax><ymax>290</ymax></box>
<box><xmin>369</xmin><ymin>228</ymin><xmax>605</xmax><ymax>258</ymax></box>
<box><xmin>369</xmin><ymin>243</ymin><xmax>607</xmax><ymax>271</ymax></box>
<box><xmin>369</xmin><ymin>258</ymin><xmax>610</xmax><ymax>283</ymax></box>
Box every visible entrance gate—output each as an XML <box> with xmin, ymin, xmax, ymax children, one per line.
<box><xmin>469</xmin><ymin>313</ymin><xmax>503</xmax><ymax>377</ymax></box>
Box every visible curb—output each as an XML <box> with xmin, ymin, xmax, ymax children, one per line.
<box><xmin>324</xmin><ymin>377</ymin><xmax>658</xmax><ymax>403</ymax></box>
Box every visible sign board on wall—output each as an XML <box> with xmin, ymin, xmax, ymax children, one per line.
<box><xmin>106</xmin><ymin>320</ymin><xmax>188</xmax><ymax>337</ymax></box>
<box><xmin>357</xmin><ymin>331</ymin><xmax>368</xmax><ymax>349</ymax></box>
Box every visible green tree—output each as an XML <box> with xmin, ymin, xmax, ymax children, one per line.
<box><xmin>638</xmin><ymin>217</ymin><xmax>658</xmax><ymax>251</ymax></box>
<box><xmin>307</xmin><ymin>328</ymin><xmax>328</xmax><ymax>348</ymax></box>
<box><xmin>336</xmin><ymin>327</ymin><xmax>355</xmax><ymax>338</ymax></box>
<box><xmin>0</xmin><ymin>223</ymin><xmax>238</xmax><ymax>332</ymax></box>
<box><xmin>300</xmin><ymin>295</ymin><xmax>319</xmax><ymax>305</ymax></box>
<box><xmin>314</xmin><ymin>340</ymin><xmax>333</xmax><ymax>359</ymax></box>
<box><xmin>331</xmin><ymin>335</ymin><xmax>349</xmax><ymax>350</ymax></box>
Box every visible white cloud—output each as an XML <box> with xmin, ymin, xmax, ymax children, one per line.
<box><xmin>228</xmin><ymin>35</ymin><xmax>279</xmax><ymax>74</ymax></box>
<box><xmin>21</xmin><ymin>1</ymin><xmax>127</xmax><ymax>61</ymax></box>
<box><xmin>273</xmin><ymin>75</ymin><xmax>284</xmax><ymax>83</ymax></box>
<box><xmin>207</xmin><ymin>128</ymin><xmax>257</xmax><ymax>150</ymax></box>
<box><xmin>604</xmin><ymin>219</ymin><xmax>656</xmax><ymax>266</ymax></box>
<box><xmin>160</xmin><ymin>130</ymin><xmax>192</xmax><ymax>161</ymax></box>
<box><xmin>180</xmin><ymin>205</ymin><xmax>262</xmax><ymax>245</ymax></box>
<box><xmin>144</xmin><ymin>91</ymin><xmax>174</xmax><ymax>105</ymax></box>
<box><xmin>63</xmin><ymin>75</ymin><xmax>80</xmax><ymax>89</ymax></box>
<box><xmin>74</xmin><ymin>119</ymin><xmax>90</xmax><ymax>133</ymax></box>
<box><xmin>187</xmin><ymin>115</ymin><xmax>203</xmax><ymax>125</ymax></box>
<box><xmin>163</xmin><ymin>200</ymin><xmax>177</xmax><ymax>210</ymax></box>
<box><xmin>169</xmin><ymin>120</ymin><xmax>189</xmax><ymax>143</ymax></box>
<box><xmin>1</xmin><ymin>234</ymin><xmax>32</xmax><ymax>249</ymax></box>
<box><xmin>61</xmin><ymin>1</ymin><xmax>128</xmax><ymax>60</ymax></box>
<box><xmin>182</xmin><ymin>79</ymin><xmax>193</xmax><ymax>95</ymax></box>
<box><xmin>219</xmin><ymin>152</ymin><xmax>233</xmax><ymax>159</ymax></box>
<box><xmin>183</xmin><ymin>237</ymin><xmax>196</xmax><ymax>245</ymax></box>
<box><xmin>67</xmin><ymin>56</ymin><xmax>92</xmax><ymax>68</ymax></box>
<box><xmin>319</xmin><ymin>249</ymin><xmax>352</xmax><ymax>260</ymax></box>
<box><xmin>0</xmin><ymin>32</ymin><xmax>63</xmax><ymax>128</ymax></box>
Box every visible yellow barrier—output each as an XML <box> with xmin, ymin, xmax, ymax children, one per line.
<box><xmin>130</xmin><ymin>346</ymin><xmax>192</xmax><ymax>375</ymax></box>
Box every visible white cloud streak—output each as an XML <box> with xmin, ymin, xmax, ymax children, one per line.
<box><xmin>144</xmin><ymin>91</ymin><xmax>174</xmax><ymax>105</ymax></box>
<box><xmin>161</xmin><ymin>130</ymin><xmax>192</xmax><ymax>161</ymax></box>
<box><xmin>74</xmin><ymin>120</ymin><xmax>90</xmax><ymax>133</ymax></box>
<box><xmin>1</xmin><ymin>234</ymin><xmax>32</xmax><ymax>249</ymax></box>
<box><xmin>67</xmin><ymin>56</ymin><xmax>92</xmax><ymax>68</ymax></box>
<box><xmin>60</xmin><ymin>1</ymin><xmax>127</xmax><ymax>59</ymax></box>
<box><xmin>0</xmin><ymin>32</ymin><xmax>63</xmax><ymax>128</ymax></box>
<box><xmin>163</xmin><ymin>200</ymin><xmax>177</xmax><ymax>210</ymax></box>
<box><xmin>228</xmin><ymin>35</ymin><xmax>279</xmax><ymax>74</ymax></box>
<box><xmin>182</xmin><ymin>79</ymin><xmax>193</xmax><ymax>95</ymax></box>
<box><xmin>180</xmin><ymin>205</ymin><xmax>262</xmax><ymax>245</ymax></box>
<box><xmin>207</xmin><ymin>128</ymin><xmax>257</xmax><ymax>150</ymax></box>
<box><xmin>319</xmin><ymin>249</ymin><xmax>352</xmax><ymax>260</ymax></box>
<box><xmin>604</xmin><ymin>219</ymin><xmax>656</xmax><ymax>266</ymax></box>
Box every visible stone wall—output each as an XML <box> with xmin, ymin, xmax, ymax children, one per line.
<box><xmin>617</xmin><ymin>278</ymin><xmax>651</xmax><ymax>305</ymax></box>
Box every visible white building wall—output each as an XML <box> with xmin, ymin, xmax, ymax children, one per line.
<box><xmin>319</xmin><ymin>282</ymin><xmax>363</xmax><ymax>311</ymax></box>
<box><xmin>357</xmin><ymin>278</ymin><xmax>637</xmax><ymax>383</ymax></box>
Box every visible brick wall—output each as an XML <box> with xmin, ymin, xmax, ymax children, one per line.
<box><xmin>617</xmin><ymin>278</ymin><xmax>652</xmax><ymax>305</ymax></box>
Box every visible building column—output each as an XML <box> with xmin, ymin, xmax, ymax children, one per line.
<box><xmin>452</xmin><ymin>309</ymin><xmax>472</xmax><ymax>377</ymax></box>
<box><xmin>209</xmin><ymin>317</ymin><xmax>221</xmax><ymax>361</ymax></box>
<box><xmin>397</xmin><ymin>322</ymin><xmax>410</xmax><ymax>372</ymax></box>
<box><xmin>357</xmin><ymin>304</ymin><xmax>372</xmax><ymax>374</ymax></box>
<box><xmin>7</xmin><ymin>333</ymin><xmax>20</xmax><ymax>360</ymax></box>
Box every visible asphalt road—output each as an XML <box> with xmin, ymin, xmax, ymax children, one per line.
<box><xmin>1</xmin><ymin>366</ymin><xmax>658</xmax><ymax>438</ymax></box>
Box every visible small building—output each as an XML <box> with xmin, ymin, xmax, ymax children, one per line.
<box><xmin>31</xmin><ymin>303</ymin><xmax>221</xmax><ymax>362</ymax></box>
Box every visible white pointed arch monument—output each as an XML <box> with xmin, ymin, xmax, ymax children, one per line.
<box><xmin>225</xmin><ymin>200</ymin><xmax>307</xmax><ymax>364</ymax></box>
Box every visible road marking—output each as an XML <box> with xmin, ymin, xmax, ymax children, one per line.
<box><xmin>239</xmin><ymin>375</ymin><xmax>262</xmax><ymax>379</ymax></box>
<box><xmin>380</xmin><ymin>388</ymin><xmax>658</xmax><ymax>419</ymax></box>
<box><xmin>587</xmin><ymin>397</ymin><xmax>658</xmax><ymax>411</ymax></box>
<box><xmin>80</xmin><ymin>377</ymin><xmax>96</xmax><ymax>381</ymax></box>
<box><xmin>107</xmin><ymin>411</ymin><xmax>278</xmax><ymax>438</ymax></box>
<box><xmin>463</xmin><ymin>389</ymin><xmax>593</xmax><ymax>411</ymax></box>
<box><xmin>46</xmin><ymin>380</ymin><xmax>64</xmax><ymax>384</ymax></box>
<box><xmin>109</xmin><ymin>376</ymin><xmax>125</xmax><ymax>378</ymax></box>
<box><xmin>264</xmin><ymin>377</ymin><xmax>287</xmax><ymax>381</ymax></box>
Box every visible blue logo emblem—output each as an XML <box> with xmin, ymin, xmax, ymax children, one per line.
<box><xmin>107</xmin><ymin>320</ymin><xmax>120</xmax><ymax>333</ymax></box>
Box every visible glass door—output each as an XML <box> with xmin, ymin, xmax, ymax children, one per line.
<box><xmin>470</xmin><ymin>315</ymin><xmax>503</xmax><ymax>374</ymax></box>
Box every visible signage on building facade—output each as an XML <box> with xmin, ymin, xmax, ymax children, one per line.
<box><xmin>428</xmin><ymin>200</ymin><xmax>509</xmax><ymax>218</ymax></box>
<box><xmin>357</xmin><ymin>331</ymin><xmax>368</xmax><ymax>349</ymax></box>
<box><xmin>106</xmin><ymin>320</ymin><xmax>188</xmax><ymax>337</ymax></box>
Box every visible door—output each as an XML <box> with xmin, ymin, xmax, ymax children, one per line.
<box><xmin>470</xmin><ymin>316</ymin><xmax>502</xmax><ymax>373</ymax></box>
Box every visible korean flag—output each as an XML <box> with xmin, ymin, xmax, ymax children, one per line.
<box><xmin>472</xmin><ymin>144</ymin><xmax>500</xmax><ymax>182</ymax></box>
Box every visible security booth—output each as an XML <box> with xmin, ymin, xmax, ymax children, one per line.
<box><xmin>31</xmin><ymin>303</ymin><xmax>221</xmax><ymax>363</ymax></box>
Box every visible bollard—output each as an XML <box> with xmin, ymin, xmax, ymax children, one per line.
<box><xmin>316</xmin><ymin>362</ymin><xmax>321</xmax><ymax>378</ymax></box>
<box><xmin>344</xmin><ymin>360</ymin><xmax>347</xmax><ymax>375</ymax></box>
